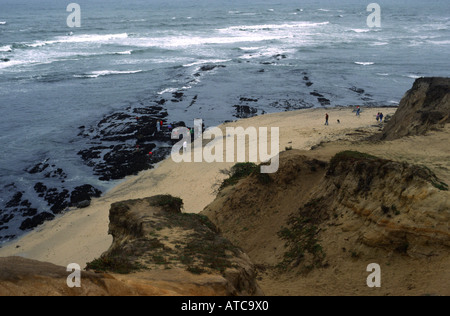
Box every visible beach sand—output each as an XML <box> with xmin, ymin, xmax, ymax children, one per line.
<box><xmin>0</xmin><ymin>107</ymin><xmax>399</xmax><ymax>268</ymax></box>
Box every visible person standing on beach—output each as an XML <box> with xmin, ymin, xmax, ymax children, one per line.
<box><xmin>379</xmin><ymin>113</ymin><xmax>384</xmax><ymax>122</ymax></box>
<box><xmin>356</xmin><ymin>106</ymin><xmax>361</xmax><ymax>116</ymax></box>
<box><xmin>325</xmin><ymin>113</ymin><xmax>329</xmax><ymax>125</ymax></box>
<box><xmin>376</xmin><ymin>112</ymin><xmax>380</xmax><ymax>122</ymax></box>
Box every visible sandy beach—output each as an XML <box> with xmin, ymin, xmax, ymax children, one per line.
<box><xmin>0</xmin><ymin>106</ymin><xmax>399</xmax><ymax>267</ymax></box>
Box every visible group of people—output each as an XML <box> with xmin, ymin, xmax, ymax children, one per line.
<box><xmin>156</xmin><ymin>120</ymin><xmax>174</xmax><ymax>133</ymax></box>
<box><xmin>376</xmin><ymin>112</ymin><xmax>384</xmax><ymax>123</ymax></box>
<box><xmin>324</xmin><ymin>107</ymin><xmax>386</xmax><ymax>126</ymax></box>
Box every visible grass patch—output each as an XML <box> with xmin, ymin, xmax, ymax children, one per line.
<box><xmin>277</xmin><ymin>215</ymin><xmax>325</xmax><ymax>272</ymax></box>
<box><xmin>186</xmin><ymin>266</ymin><xmax>207</xmax><ymax>275</ymax></box>
<box><xmin>417</xmin><ymin>165</ymin><xmax>448</xmax><ymax>191</ymax></box>
<box><xmin>217</xmin><ymin>162</ymin><xmax>272</xmax><ymax>191</ymax></box>
<box><xmin>182</xmin><ymin>232</ymin><xmax>239</xmax><ymax>274</ymax></box>
<box><xmin>391</xmin><ymin>204</ymin><xmax>400</xmax><ymax>216</ymax></box>
<box><xmin>329</xmin><ymin>151</ymin><xmax>378</xmax><ymax>172</ymax></box>
<box><xmin>154</xmin><ymin>211</ymin><xmax>240</xmax><ymax>275</ymax></box>
<box><xmin>149</xmin><ymin>194</ymin><xmax>184</xmax><ymax>212</ymax></box>
<box><xmin>431</xmin><ymin>180</ymin><xmax>449</xmax><ymax>191</ymax></box>
<box><xmin>219</xmin><ymin>162</ymin><xmax>259</xmax><ymax>190</ymax></box>
<box><xmin>86</xmin><ymin>253</ymin><xmax>144</xmax><ymax>274</ymax></box>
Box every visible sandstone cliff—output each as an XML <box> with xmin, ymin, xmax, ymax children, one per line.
<box><xmin>379</xmin><ymin>77</ymin><xmax>449</xmax><ymax>140</ymax></box>
<box><xmin>86</xmin><ymin>196</ymin><xmax>263</xmax><ymax>296</ymax></box>
<box><xmin>202</xmin><ymin>150</ymin><xmax>450</xmax><ymax>295</ymax></box>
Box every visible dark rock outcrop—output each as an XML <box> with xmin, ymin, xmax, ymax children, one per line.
<box><xmin>70</xmin><ymin>185</ymin><xmax>102</xmax><ymax>208</ymax></box>
<box><xmin>77</xmin><ymin>103</ymin><xmax>183</xmax><ymax>181</ymax></box>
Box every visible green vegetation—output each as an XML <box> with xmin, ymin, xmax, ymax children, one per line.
<box><xmin>154</xmin><ymin>210</ymin><xmax>240</xmax><ymax>275</ymax></box>
<box><xmin>218</xmin><ymin>162</ymin><xmax>272</xmax><ymax>191</ymax></box>
<box><xmin>182</xmin><ymin>233</ymin><xmax>238</xmax><ymax>274</ymax></box>
<box><xmin>277</xmin><ymin>200</ymin><xmax>326</xmax><ymax>272</ymax></box>
<box><xmin>431</xmin><ymin>180</ymin><xmax>449</xmax><ymax>191</ymax></box>
<box><xmin>85</xmin><ymin>252</ymin><xmax>144</xmax><ymax>274</ymax></box>
<box><xmin>391</xmin><ymin>204</ymin><xmax>401</xmax><ymax>216</ymax></box>
<box><xmin>220</xmin><ymin>162</ymin><xmax>258</xmax><ymax>189</ymax></box>
<box><xmin>420</xmin><ymin>165</ymin><xmax>449</xmax><ymax>191</ymax></box>
<box><xmin>149</xmin><ymin>194</ymin><xmax>184</xmax><ymax>211</ymax></box>
<box><xmin>186</xmin><ymin>266</ymin><xmax>207</xmax><ymax>275</ymax></box>
<box><xmin>329</xmin><ymin>151</ymin><xmax>378</xmax><ymax>168</ymax></box>
<box><xmin>328</xmin><ymin>151</ymin><xmax>380</xmax><ymax>177</ymax></box>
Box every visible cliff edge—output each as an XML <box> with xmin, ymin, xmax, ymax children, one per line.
<box><xmin>379</xmin><ymin>77</ymin><xmax>449</xmax><ymax>140</ymax></box>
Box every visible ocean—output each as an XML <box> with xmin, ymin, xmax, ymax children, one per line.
<box><xmin>0</xmin><ymin>0</ymin><xmax>449</xmax><ymax>242</ymax></box>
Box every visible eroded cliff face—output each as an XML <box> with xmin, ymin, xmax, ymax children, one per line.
<box><xmin>87</xmin><ymin>196</ymin><xmax>263</xmax><ymax>296</ymax></box>
<box><xmin>321</xmin><ymin>151</ymin><xmax>449</xmax><ymax>254</ymax></box>
<box><xmin>380</xmin><ymin>77</ymin><xmax>450</xmax><ymax>140</ymax></box>
<box><xmin>202</xmin><ymin>149</ymin><xmax>450</xmax><ymax>295</ymax></box>
<box><xmin>0</xmin><ymin>196</ymin><xmax>263</xmax><ymax>296</ymax></box>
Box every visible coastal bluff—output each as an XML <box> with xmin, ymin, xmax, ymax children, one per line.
<box><xmin>0</xmin><ymin>196</ymin><xmax>263</xmax><ymax>296</ymax></box>
<box><xmin>378</xmin><ymin>77</ymin><xmax>450</xmax><ymax>140</ymax></box>
<box><xmin>202</xmin><ymin>150</ymin><xmax>450</xmax><ymax>295</ymax></box>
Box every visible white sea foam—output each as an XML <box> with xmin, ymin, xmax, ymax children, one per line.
<box><xmin>0</xmin><ymin>59</ymin><xmax>31</xmax><ymax>70</ymax></box>
<box><xmin>0</xmin><ymin>22</ymin><xmax>6</xmax><ymax>25</ymax></box>
<box><xmin>239</xmin><ymin>46</ymin><xmax>261</xmax><ymax>51</ymax></box>
<box><xmin>115</xmin><ymin>50</ymin><xmax>132</xmax><ymax>55</ymax></box>
<box><xmin>0</xmin><ymin>45</ymin><xmax>12</xmax><ymax>52</ymax></box>
<box><xmin>238</xmin><ymin>47</ymin><xmax>296</xmax><ymax>60</ymax></box>
<box><xmin>183</xmin><ymin>59</ymin><xmax>231</xmax><ymax>67</ymax></box>
<box><xmin>370</xmin><ymin>42</ymin><xmax>389</xmax><ymax>46</ymax></box>
<box><xmin>74</xmin><ymin>70</ymin><xmax>142</xmax><ymax>78</ymax></box>
<box><xmin>429</xmin><ymin>40</ymin><xmax>450</xmax><ymax>45</ymax></box>
<box><xmin>404</xmin><ymin>74</ymin><xmax>421</xmax><ymax>79</ymax></box>
<box><xmin>355</xmin><ymin>62</ymin><xmax>374</xmax><ymax>66</ymax></box>
<box><xmin>27</xmin><ymin>33</ymin><xmax>129</xmax><ymax>48</ymax></box>
<box><xmin>157</xmin><ymin>87</ymin><xmax>179</xmax><ymax>95</ymax></box>
<box><xmin>376</xmin><ymin>73</ymin><xmax>390</xmax><ymax>76</ymax></box>
<box><xmin>219</xmin><ymin>21</ymin><xmax>329</xmax><ymax>32</ymax></box>
<box><xmin>350</xmin><ymin>28</ymin><xmax>370</xmax><ymax>33</ymax></box>
<box><xmin>130</xmin><ymin>34</ymin><xmax>283</xmax><ymax>49</ymax></box>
